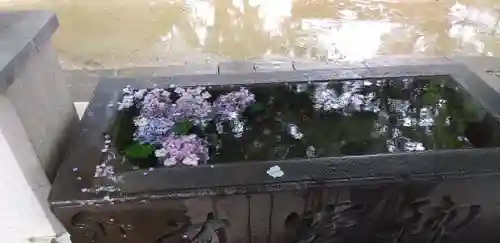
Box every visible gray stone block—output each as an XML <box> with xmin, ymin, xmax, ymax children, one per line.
<box><xmin>0</xmin><ymin>11</ymin><xmax>58</xmax><ymax>93</ymax></box>
<box><xmin>6</xmin><ymin>41</ymin><xmax>78</xmax><ymax>179</ymax></box>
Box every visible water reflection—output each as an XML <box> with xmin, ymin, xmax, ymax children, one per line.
<box><xmin>112</xmin><ymin>76</ymin><xmax>500</xmax><ymax>166</ymax></box>
<box><xmin>2</xmin><ymin>0</ymin><xmax>500</xmax><ymax>68</ymax></box>
<box><xmin>212</xmin><ymin>76</ymin><xmax>500</xmax><ymax>163</ymax></box>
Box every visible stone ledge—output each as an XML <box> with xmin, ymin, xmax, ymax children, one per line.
<box><xmin>0</xmin><ymin>11</ymin><xmax>58</xmax><ymax>93</ymax></box>
<box><xmin>63</xmin><ymin>57</ymin><xmax>500</xmax><ymax>103</ymax></box>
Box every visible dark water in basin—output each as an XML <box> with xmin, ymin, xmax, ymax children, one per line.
<box><xmin>211</xmin><ymin>76</ymin><xmax>500</xmax><ymax>163</ymax></box>
<box><xmin>113</xmin><ymin>76</ymin><xmax>500</xmax><ymax>168</ymax></box>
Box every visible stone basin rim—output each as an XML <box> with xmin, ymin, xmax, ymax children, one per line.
<box><xmin>95</xmin><ymin>147</ymin><xmax>500</xmax><ymax>194</ymax></box>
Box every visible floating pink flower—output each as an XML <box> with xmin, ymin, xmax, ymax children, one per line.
<box><xmin>156</xmin><ymin>134</ymin><xmax>209</xmax><ymax>166</ymax></box>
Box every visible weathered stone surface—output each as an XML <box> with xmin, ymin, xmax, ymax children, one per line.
<box><xmin>0</xmin><ymin>10</ymin><xmax>70</xmax><ymax>243</ymax></box>
<box><xmin>292</xmin><ymin>59</ymin><xmax>331</xmax><ymax>70</ymax></box>
<box><xmin>449</xmin><ymin>56</ymin><xmax>500</xmax><ymax>92</ymax></box>
<box><xmin>0</xmin><ymin>10</ymin><xmax>77</xmax><ymax>177</ymax></box>
<box><xmin>363</xmin><ymin>55</ymin><xmax>451</xmax><ymax>68</ymax></box>
<box><xmin>64</xmin><ymin>56</ymin><xmax>500</xmax><ymax>104</ymax></box>
<box><xmin>362</xmin><ymin>56</ymin><xmax>454</xmax><ymax>78</ymax></box>
<box><xmin>0</xmin><ymin>96</ymin><xmax>65</xmax><ymax>243</ymax></box>
<box><xmin>254</xmin><ymin>60</ymin><xmax>294</xmax><ymax>72</ymax></box>
<box><xmin>248</xmin><ymin>194</ymin><xmax>272</xmax><ymax>243</ymax></box>
<box><xmin>118</xmin><ymin>63</ymin><xmax>218</xmax><ymax>77</ymax></box>
<box><xmin>218</xmin><ymin>61</ymin><xmax>255</xmax><ymax>74</ymax></box>
<box><xmin>325</xmin><ymin>59</ymin><xmax>366</xmax><ymax>69</ymax></box>
<box><xmin>6</xmin><ymin>41</ymin><xmax>78</xmax><ymax>179</ymax></box>
<box><xmin>64</xmin><ymin>70</ymin><xmax>101</xmax><ymax>102</ymax></box>
<box><xmin>0</xmin><ymin>11</ymin><xmax>58</xmax><ymax>93</ymax></box>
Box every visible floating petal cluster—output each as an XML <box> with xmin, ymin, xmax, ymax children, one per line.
<box><xmin>118</xmin><ymin>86</ymin><xmax>145</xmax><ymax>110</ymax></box>
<box><xmin>118</xmin><ymin>85</ymin><xmax>255</xmax><ymax>166</ymax></box>
<box><xmin>168</xmin><ymin>87</ymin><xmax>213</xmax><ymax>125</ymax></box>
<box><xmin>313</xmin><ymin>81</ymin><xmax>381</xmax><ymax>114</ymax></box>
<box><xmin>140</xmin><ymin>88</ymin><xmax>170</xmax><ymax>118</ymax></box>
<box><xmin>213</xmin><ymin>87</ymin><xmax>255</xmax><ymax>121</ymax></box>
<box><xmin>133</xmin><ymin>117</ymin><xmax>175</xmax><ymax>144</ymax></box>
<box><xmin>212</xmin><ymin>87</ymin><xmax>255</xmax><ymax>137</ymax></box>
<box><xmin>386</xmin><ymin>128</ymin><xmax>426</xmax><ymax>153</ymax></box>
<box><xmin>156</xmin><ymin>134</ymin><xmax>209</xmax><ymax>166</ymax></box>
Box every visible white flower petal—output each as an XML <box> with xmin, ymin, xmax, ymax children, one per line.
<box><xmin>163</xmin><ymin>158</ymin><xmax>177</xmax><ymax>166</ymax></box>
<box><xmin>134</xmin><ymin>117</ymin><xmax>149</xmax><ymax>127</ymax></box>
<box><xmin>201</xmin><ymin>91</ymin><xmax>211</xmax><ymax>99</ymax></box>
<box><xmin>267</xmin><ymin>165</ymin><xmax>284</xmax><ymax>178</ymax></box>
<box><xmin>181</xmin><ymin>154</ymin><xmax>199</xmax><ymax>166</ymax></box>
<box><xmin>155</xmin><ymin>148</ymin><xmax>167</xmax><ymax>157</ymax></box>
<box><xmin>174</xmin><ymin>87</ymin><xmax>185</xmax><ymax>94</ymax></box>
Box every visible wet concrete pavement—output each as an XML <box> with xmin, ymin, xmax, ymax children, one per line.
<box><xmin>1</xmin><ymin>0</ymin><xmax>500</xmax><ymax>70</ymax></box>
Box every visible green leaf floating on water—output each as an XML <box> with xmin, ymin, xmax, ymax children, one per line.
<box><xmin>174</xmin><ymin>120</ymin><xmax>194</xmax><ymax>135</ymax></box>
<box><xmin>124</xmin><ymin>143</ymin><xmax>155</xmax><ymax>159</ymax></box>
